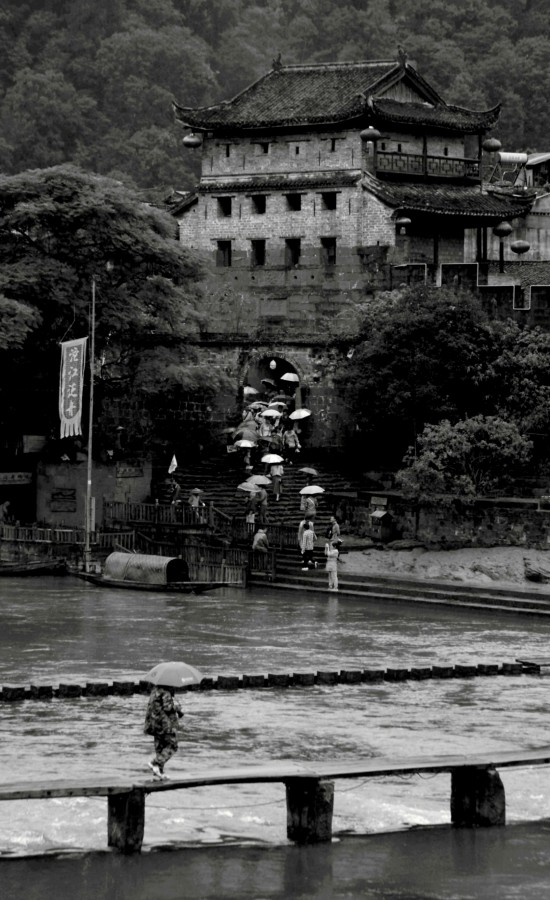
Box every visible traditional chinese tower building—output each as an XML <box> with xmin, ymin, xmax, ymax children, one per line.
<box><xmin>171</xmin><ymin>54</ymin><xmax>534</xmax><ymax>446</ymax></box>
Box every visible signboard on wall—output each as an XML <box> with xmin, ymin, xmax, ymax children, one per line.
<box><xmin>0</xmin><ymin>472</ymin><xmax>32</xmax><ymax>486</ymax></box>
<box><xmin>51</xmin><ymin>488</ymin><xmax>77</xmax><ymax>512</ymax></box>
<box><xmin>116</xmin><ymin>465</ymin><xmax>144</xmax><ymax>478</ymax></box>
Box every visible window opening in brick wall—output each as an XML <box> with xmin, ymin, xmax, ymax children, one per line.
<box><xmin>217</xmin><ymin>197</ymin><xmax>232</xmax><ymax>217</ymax></box>
<box><xmin>216</xmin><ymin>240</ymin><xmax>232</xmax><ymax>267</ymax></box>
<box><xmin>251</xmin><ymin>194</ymin><xmax>266</xmax><ymax>214</ymax></box>
<box><xmin>285</xmin><ymin>238</ymin><xmax>301</xmax><ymax>267</ymax></box>
<box><xmin>251</xmin><ymin>239</ymin><xmax>266</xmax><ymax>267</ymax></box>
<box><xmin>225</xmin><ymin>144</ymin><xmax>231</xmax><ymax>157</ymax></box>
<box><xmin>320</xmin><ymin>237</ymin><xmax>337</xmax><ymax>266</ymax></box>
<box><xmin>444</xmin><ymin>146</ymin><xmax>449</xmax><ymax>157</ymax></box>
<box><xmin>397</xmin><ymin>143</ymin><xmax>402</xmax><ymax>153</ymax></box>
<box><xmin>321</xmin><ymin>192</ymin><xmax>337</xmax><ymax>210</ymax></box>
<box><xmin>330</xmin><ymin>138</ymin><xmax>337</xmax><ymax>152</ymax></box>
<box><xmin>286</xmin><ymin>193</ymin><xmax>302</xmax><ymax>211</ymax></box>
<box><xmin>257</xmin><ymin>142</ymin><xmax>270</xmax><ymax>154</ymax></box>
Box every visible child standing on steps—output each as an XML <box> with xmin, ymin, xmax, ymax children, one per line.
<box><xmin>324</xmin><ymin>539</ymin><xmax>340</xmax><ymax>591</ymax></box>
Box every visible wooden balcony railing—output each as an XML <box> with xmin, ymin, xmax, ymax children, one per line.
<box><xmin>376</xmin><ymin>151</ymin><xmax>480</xmax><ymax>180</ymax></box>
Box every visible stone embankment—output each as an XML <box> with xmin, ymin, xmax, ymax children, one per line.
<box><xmin>258</xmin><ymin>545</ymin><xmax>550</xmax><ymax>616</ymax></box>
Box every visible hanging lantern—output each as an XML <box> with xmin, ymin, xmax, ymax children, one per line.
<box><xmin>182</xmin><ymin>133</ymin><xmax>202</xmax><ymax>148</ymax></box>
<box><xmin>492</xmin><ymin>221</ymin><xmax>512</xmax><ymax>238</ymax></box>
<box><xmin>360</xmin><ymin>127</ymin><xmax>381</xmax><ymax>142</ymax></box>
<box><xmin>482</xmin><ymin>137</ymin><xmax>502</xmax><ymax>153</ymax></box>
<box><xmin>510</xmin><ymin>240</ymin><xmax>530</xmax><ymax>255</ymax></box>
<box><xmin>269</xmin><ymin>359</ymin><xmax>277</xmax><ymax>370</ymax></box>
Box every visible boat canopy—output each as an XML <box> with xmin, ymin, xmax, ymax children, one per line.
<box><xmin>103</xmin><ymin>552</ymin><xmax>190</xmax><ymax>585</ymax></box>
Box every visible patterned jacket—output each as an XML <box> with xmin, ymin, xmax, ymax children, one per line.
<box><xmin>144</xmin><ymin>686</ymin><xmax>181</xmax><ymax>736</ymax></box>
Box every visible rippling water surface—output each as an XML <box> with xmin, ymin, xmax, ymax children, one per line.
<box><xmin>1</xmin><ymin>575</ymin><xmax>550</xmax><ymax>896</ymax></box>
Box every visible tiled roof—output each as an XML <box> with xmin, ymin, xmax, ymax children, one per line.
<box><xmin>165</xmin><ymin>190</ymin><xmax>198</xmax><ymax>215</ymax></box>
<box><xmin>174</xmin><ymin>61</ymin><xmax>404</xmax><ymax>130</ymax></box>
<box><xmin>198</xmin><ymin>172</ymin><xmax>361</xmax><ymax>193</ymax></box>
<box><xmin>371</xmin><ymin>98</ymin><xmax>500</xmax><ymax>133</ymax></box>
<box><xmin>363</xmin><ymin>174</ymin><xmax>534</xmax><ymax>220</ymax></box>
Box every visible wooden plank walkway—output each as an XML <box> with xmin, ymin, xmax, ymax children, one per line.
<box><xmin>2</xmin><ymin>748</ymin><xmax>550</xmax><ymax>853</ymax></box>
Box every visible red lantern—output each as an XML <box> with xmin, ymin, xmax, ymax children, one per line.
<box><xmin>510</xmin><ymin>240</ymin><xmax>530</xmax><ymax>255</ymax></box>
<box><xmin>360</xmin><ymin>128</ymin><xmax>381</xmax><ymax>142</ymax></box>
<box><xmin>492</xmin><ymin>221</ymin><xmax>512</xmax><ymax>238</ymax></box>
<box><xmin>483</xmin><ymin>138</ymin><xmax>502</xmax><ymax>153</ymax></box>
<box><xmin>182</xmin><ymin>133</ymin><xmax>202</xmax><ymax>148</ymax></box>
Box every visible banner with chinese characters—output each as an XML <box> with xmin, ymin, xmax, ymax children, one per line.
<box><xmin>59</xmin><ymin>337</ymin><xmax>87</xmax><ymax>438</ymax></box>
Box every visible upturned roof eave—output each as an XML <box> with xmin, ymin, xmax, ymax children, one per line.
<box><xmin>372</xmin><ymin>100</ymin><xmax>501</xmax><ymax>134</ymax></box>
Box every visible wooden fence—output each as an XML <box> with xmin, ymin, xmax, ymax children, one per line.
<box><xmin>0</xmin><ymin>525</ymin><xmax>135</xmax><ymax>550</ymax></box>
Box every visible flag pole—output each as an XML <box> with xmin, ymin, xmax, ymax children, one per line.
<box><xmin>84</xmin><ymin>277</ymin><xmax>96</xmax><ymax>573</ymax></box>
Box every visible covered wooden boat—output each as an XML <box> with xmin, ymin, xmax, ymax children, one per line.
<box><xmin>73</xmin><ymin>552</ymin><xmax>226</xmax><ymax>594</ymax></box>
<box><xmin>0</xmin><ymin>559</ymin><xmax>66</xmax><ymax>576</ymax></box>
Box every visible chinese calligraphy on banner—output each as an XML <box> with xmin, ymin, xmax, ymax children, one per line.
<box><xmin>59</xmin><ymin>337</ymin><xmax>87</xmax><ymax>438</ymax></box>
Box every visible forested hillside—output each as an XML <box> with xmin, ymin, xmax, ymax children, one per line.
<box><xmin>1</xmin><ymin>0</ymin><xmax>549</xmax><ymax>199</ymax></box>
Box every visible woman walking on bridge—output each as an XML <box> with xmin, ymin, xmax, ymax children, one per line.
<box><xmin>144</xmin><ymin>685</ymin><xmax>184</xmax><ymax>779</ymax></box>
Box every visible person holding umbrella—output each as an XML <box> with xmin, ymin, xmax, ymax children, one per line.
<box><xmin>282</xmin><ymin>425</ymin><xmax>301</xmax><ymax>463</ymax></box>
<box><xmin>300</xmin><ymin>520</ymin><xmax>317</xmax><ymax>570</ymax></box>
<box><xmin>142</xmin><ymin>660</ymin><xmax>202</xmax><ymax>779</ymax></box>
<box><xmin>188</xmin><ymin>488</ymin><xmax>206</xmax><ymax>523</ymax></box>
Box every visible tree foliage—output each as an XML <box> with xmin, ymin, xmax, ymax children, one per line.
<box><xmin>396</xmin><ymin>416</ymin><xmax>533</xmax><ymax>498</ymax></box>
<box><xmin>336</xmin><ymin>286</ymin><xmax>500</xmax><ymax>468</ymax></box>
<box><xmin>1</xmin><ymin>1</ymin><xmax>550</xmax><ymax>199</ymax></box>
<box><xmin>0</xmin><ymin>165</ymin><xmax>227</xmax><ymax>455</ymax></box>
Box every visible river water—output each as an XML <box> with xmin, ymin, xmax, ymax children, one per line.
<box><xmin>2</xmin><ymin>576</ymin><xmax>550</xmax><ymax>898</ymax></box>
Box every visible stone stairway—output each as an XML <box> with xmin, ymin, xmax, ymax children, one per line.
<box><xmin>172</xmin><ymin>452</ymin><xmax>360</xmax><ymax>533</ymax></box>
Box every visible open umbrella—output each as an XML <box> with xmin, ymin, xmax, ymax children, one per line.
<box><xmin>189</xmin><ymin>488</ymin><xmax>204</xmax><ymax>494</ymax></box>
<box><xmin>271</xmin><ymin>393</ymin><xmax>291</xmax><ymax>402</ymax></box>
<box><xmin>246</xmin><ymin>474</ymin><xmax>272</xmax><ymax>485</ymax></box>
<box><xmin>261</xmin><ymin>453</ymin><xmax>284</xmax><ymax>464</ymax></box>
<box><xmin>260</xmin><ymin>408</ymin><xmax>281</xmax><ymax>418</ymax></box>
<box><xmin>261</xmin><ymin>378</ymin><xmax>276</xmax><ymax>389</ymax></box>
<box><xmin>298</xmin><ymin>467</ymin><xmax>319</xmax><ymax>477</ymax></box>
<box><xmin>234</xmin><ymin>428</ymin><xmax>258</xmax><ymax>443</ymax></box>
<box><xmin>280</xmin><ymin>372</ymin><xmax>300</xmax><ymax>383</ymax></box>
<box><xmin>248</xmin><ymin>401</ymin><xmax>268</xmax><ymax>409</ymax></box>
<box><xmin>234</xmin><ymin>439</ymin><xmax>256</xmax><ymax>448</ymax></box>
<box><xmin>268</xmin><ymin>401</ymin><xmax>288</xmax><ymax>409</ymax></box>
<box><xmin>299</xmin><ymin>485</ymin><xmax>325</xmax><ymax>495</ymax></box>
<box><xmin>289</xmin><ymin>408</ymin><xmax>311</xmax><ymax>421</ymax></box>
<box><xmin>144</xmin><ymin>661</ymin><xmax>203</xmax><ymax>688</ymax></box>
<box><xmin>243</xmin><ymin>386</ymin><xmax>259</xmax><ymax>397</ymax></box>
<box><xmin>237</xmin><ymin>481</ymin><xmax>261</xmax><ymax>492</ymax></box>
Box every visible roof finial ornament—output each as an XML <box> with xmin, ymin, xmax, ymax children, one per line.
<box><xmin>397</xmin><ymin>44</ymin><xmax>408</xmax><ymax>68</ymax></box>
<box><xmin>272</xmin><ymin>52</ymin><xmax>282</xmax><ymax>71</ymax></box>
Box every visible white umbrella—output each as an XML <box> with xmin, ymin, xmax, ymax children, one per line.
<box><xmin>289</xmin><ymin>408</ymin><xmax>311</xmax><ymax>420</ymax></box>
<box><xmin>234</xmin><ymin>439</ymin><xmax>256</xmax><ymax>448</ymax></box>
<box><xmin>246</xmin><ymin>474</ymin><xmax>272</xmax><ymax>485</ymax></box>
<box><xmin>299</xmin><ymin>485</ymin><xmax>325</xmax><ymax>495</ymax></box>
<box><xmin>243</xmin><ymin>386</ymin><xmax>259</xmax><ymax>397</ymax></box>
<box><xmin>261</xmin><ymin>453</ymin><xmax>284</xmax><ymax>464</ymax></box>
<box><xmin>280</xmin><ymin>373</ymin><xmax>300</xmax><ymax>383</ymax></box>
<box><xmin>144</xmin><ymin>661</ymin><xmax>203</xmax><ymax>688</ymax></box>
<box><xmin>268</xmin><ymin>401</ymin><xmax>288</xmax><ymax>409</ymax></box>
<box><xmin>260</xmin><ymin>408</ymin><xmax>281</xmax><ymax>418</ymax></box>
<box><xmin>237</xmin><ymin>481</ymin><xmax>261</xmax><ymax>492</ymax></box>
